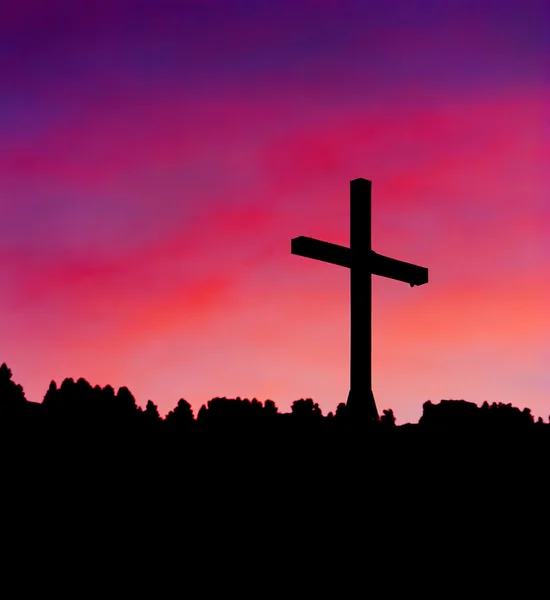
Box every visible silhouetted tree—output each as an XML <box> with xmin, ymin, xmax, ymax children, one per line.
<box><xmin>103</xmin><ymin>384</ymin><xmax>116</xmax><ymax>405</ymax></box>
<box><xmin>111</xmin><ymin>386</ymin><xmax>139</xmax><ymax>428</ymax></box>
<box><xmin>196</xmin><ymin>397</ymin><xmax>270</xmax><ymax>431</ymax></box>
<box><xmin>264</xmin><ymin>399</ymin><xmax>278</xmax><ymax>417</ymax></box>
<box><xmin>335</xmin><ymin>402</ymin><xmax>347</xmax><ymax>421</ymax></box>
<box><xmin>165</xmin><ymin>398</ymin><xmax>194</xmax><ymax>433</ymax></box>
<box><xmin>419</xmin><ymin>399</ymin><xmax>479</xmax><ymax>429</ymax></box>
<box><xmin>42</xmin><ymin>380</ymin><xmax>58</xmax><ymax>409</ymax></box>
<box><xmin>143</xmin><ymin>400</ymin><xmax>161</xmax><ymax>425</ymax></box>
<box><xmin>197</xmin><ymin>404</ymin><xmax>208</xmax><ymax>424</ymax></box>
<box><xmin>0</xmin><ymin>363</ymin><xmax>27</xmax><ymax>416</ymax></box>
<box><xmin>486</xmin><ymin>402</ymin><xmax>534</xmax><ymax>428</ymax></box>
<box><xmin>380</xmin><ymin>409</ymin><xmax>396</xmax><ymax>428</ymax></box>
<box><xmin>419</xmin><ymin>399</ymin><xmax>536</xmax><ymax>431</ymax></box>
<box><xmin>291</xmin><ymin>398</ymin><xmax>322</xmax><ymax>421</ymax></box>
<box><xmin>50</xmin><ymin>377</ymin><xmax>77</xmax><ymax>418</ymax></box>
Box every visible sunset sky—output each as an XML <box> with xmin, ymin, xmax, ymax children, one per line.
<box><xmin>1</xmin><ymin>0</ymin><xmax>548</xmax><ymax>423</ymax></box>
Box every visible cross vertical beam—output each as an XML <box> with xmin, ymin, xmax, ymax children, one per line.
<box><xmin>347</xmin><ymin>178</ymin><xmax>378</xmax><ymax>420</ymax></box>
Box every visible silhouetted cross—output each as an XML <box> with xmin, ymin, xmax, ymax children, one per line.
<box><xmin>291</xmin><ymin>178</ymin><xmax>428</xmax><ymax>420</ymax></box>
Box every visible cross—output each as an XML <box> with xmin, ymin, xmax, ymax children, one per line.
<box><xmin>291</xmin><ymin>178</ymin><xmax>428</xmax><ymax>421</ymax></box>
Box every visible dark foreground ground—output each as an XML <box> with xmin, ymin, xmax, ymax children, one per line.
<box><xmin>1</xmin><ymin>391</ymin><xmax>546</xmax><ymax>590</ymax></box>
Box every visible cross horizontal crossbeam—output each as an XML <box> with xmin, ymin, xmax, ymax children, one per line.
<box><xmin>291</xmin><ymin>236</ymin><xmax>428</xmax><ymax>286</ymax></box>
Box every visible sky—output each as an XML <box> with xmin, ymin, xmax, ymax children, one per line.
<box><xmin>1</xmin><ymin>0</ymin><xmax>548</xmax><ymax>423</ymax></box>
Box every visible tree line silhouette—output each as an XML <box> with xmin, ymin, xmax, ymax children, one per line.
<box><xmin>1</xmin><ymin>362</ymin><xmax>545</xmax><ymax>433</ymax></box>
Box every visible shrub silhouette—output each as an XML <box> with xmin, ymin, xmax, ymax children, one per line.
<box><xmin>420</xmin><ymin>399</ymin><xmax>535</xmax><ymax>430</ymax></box>
<box><xmin>420</xmin><ymin>399</ymin><xmax>479</xmax><ymax>429</ymax></box>
<box><xmin>380</xmin><ymin>409</ymin><xmax>396</xmax><ymax>427</ymax></box>
<box><xmin>195</xmin><ymin>396</ymin><xmax>278</xmax><ymax>432</ymax></box>
<box><xmin>291</xmin><ymin>398</ymin><xmax>322</xmax><ymax>420</ymax></box>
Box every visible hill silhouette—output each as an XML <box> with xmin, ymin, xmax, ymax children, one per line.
<box><xmin>1</xmin><ymin>361</ymin><xmax>545</xmax><ymax>581</ymax></box>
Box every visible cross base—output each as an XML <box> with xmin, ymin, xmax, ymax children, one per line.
<box><xmin>346</xmin><ymin>389</ymin><xmax>379</xmax><ymax>421</ymax></box>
